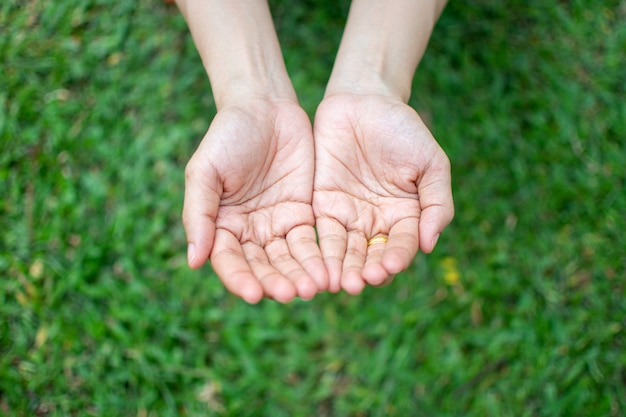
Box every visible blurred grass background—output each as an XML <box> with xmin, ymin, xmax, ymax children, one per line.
<box><xmin>1</xmin><ymin>0</ymin><xmax>625</xmax><ymax>416</ymax></box>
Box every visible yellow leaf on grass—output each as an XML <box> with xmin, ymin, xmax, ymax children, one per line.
<box><xmin>441</xmin><ymin>256</ymin><xmax>461</xmax><ymax>286</ymax></box>
<box><xmin>29</xmin><ymin>259</ymin><xmax>44</xmax><ymax>279</ymax></box>
<box><xmin>35</xmin><ymin>325</ymin><xmax>49</xmax><ymax>348</ymax></box>
<box><xmin>16</xmin><ymin>291</ymin><xmax>29</xmax><ymax>307</ymax></box>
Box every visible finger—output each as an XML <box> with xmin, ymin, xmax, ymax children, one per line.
<box><xmin>242</xmin><ymin>242</ymin><xmax>297</xmax><ymax>303</ymax></box>
<box><xmin>265</xmin><ymin>237</ymin><xmax>318</xmax><ymax>301</ymax></box>
<box><xmin>381</xmin><ymin>216</ymin><xmax>420</xmax><ymax>275</ymax></box>
<box><xmin>286</xmin><ymin>225</ymin><xmax>329</xmax><ymax>293</ymax></box>
<box><xmin>370</xmin><ymin>274</ymin><xmax>395</xmax><ymax>288</ymax></box>
<box><xmin>418</xmin><ymin>156</ymin><xmax>454</xmax><ymax>253</ymax></box>
<box><xmin>315</xmin><ymin>216</ymin><xmax>347</xmax><ymax>293</ymax></box>
<box><xmin>182</xmin><ymin>157</ymin><xmax>221</xmax><ymax>269</ymax></box>
<box><xmin>209</xmin><ymin>229</ymin><xmax>264</xmax><ymax>304</ymax></box>
<box><xmin>362</xmin><ymin>236</ymin><xmax>392</xmax><ymax>286</ymax></box>
<box><xmin>340</xmin><ymin>231</ymin><xmax>367</xmax><ymax>295</ymax></box>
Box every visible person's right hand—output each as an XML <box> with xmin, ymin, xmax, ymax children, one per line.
<box><xmin>182</xmin><ymin>98</ymin><xmax>328</xmax><ymax>304</ymax></box>
<box><xmin>313</xmin><ymin>93</ymin><xmax>454</xmax><ymax>294</ymax></box>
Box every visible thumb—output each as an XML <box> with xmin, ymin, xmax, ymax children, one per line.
<box><xmin>182</xmin><ymin>157</ymin><xmax>221</xmax><ymax>269</ymax></box>
<box><xmin>417</xmin><ymin>156</ymin><xmax>454</xmax><ymax>254</ymax></box>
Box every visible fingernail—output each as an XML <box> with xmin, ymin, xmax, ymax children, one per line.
<box><xmin>187</xmin><ymin>243</ymin><xmax>196</xmax><ymax>264</ymax></box>
<box><xmin>432</xmin><ymin>234</ymin><xmax>441</xmax><ymax>250</ymax></box>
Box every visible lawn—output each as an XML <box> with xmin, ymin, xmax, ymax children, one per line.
<box><xmin>1</xmin><ymin>0</ymin><xmax>625</xmax><ymax>416</ymax></box>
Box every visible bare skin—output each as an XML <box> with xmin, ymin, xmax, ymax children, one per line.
<box><xmin>178</xmin><ymin>0</ymin><xmax>453</xmax><ymax>302</ymax></box>
<box><xmin>184</xmin><ymin>98</ymin><xmax>328</xmax><ymax>303</ymax></box>
<box><xmin>313</xmin><ymin>93</ymin><xmax>453</xmax><ymax>294</ymax></box>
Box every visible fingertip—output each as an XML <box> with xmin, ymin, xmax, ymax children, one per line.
<box><xmin>324</xmin><ymin>258</ymin><xmax>343</xmax><ymax>293</ymax></box>
<box><xmin>419</xmin><ymin>204</ymin><xmax>452</xmax><ymax>253</ymax></box>
<box><xmin>187</xmin><ymin>241</ymin><xmax>211</xmax><ymax>269</ymax></box>
<box><xmin>432</xmin><ymin>233</ymin><xmax>441</xmax><ymax>250</ymax></box>
<box><xmin>328</xmin><ymin>283</ymin><xmax>342</xmax><ymax>293</ymax></box>
<box><xmin>183</xmin><ymin>212</ymin><xmax>214</xmax><ymax>268</ymax></box>
<box><xmin>292</xmin><ymin>275</ymin><xmax>318</xmax><ymax>301</ymax></box>
<box><xmin>307</xmin><ymin>259</ymin><xmax>330</xmax><ymax>293</ymax></box>
<box><xmin>241</xmin><ymin>286</ymin><xmax>264</xmax><ymax>304</ymax></box>
<box><xmin>298</xmin><ymin>283</ymin><xmax>318</xmax><ymax>301</ymax></box>
<box><xmin>371</xmin><ymin>274</ymin><xmax>395</xmax><ymax>288</ymax></box>
<box><xmin>421</xmin><ymin>233</ymin><xmax>440</xmax><ymax>254</ymax></box>
<box><xmin>362</xmin><ymin>263</ymin><xmax>389</xmax><ymax>286</ymax></box>
<box><xmin>343</xmin><ymin>281</ymin><xmax>365</xmax><ymax>296</ymax></box>
<box><xmin>419</xmin><ymin>221</ymin><xmax>444</xmax><ymax>254</ymax></box>
<box><xmin>315</xmin><ymin>272</ymin><xmax>330</xmax><ymax>294</ymax></box>
<box><xmin>299</xmin><ymin>257</ymin><xmax>330</xmax><ymax>294</ymax></box>
<box><xmin>381</xmin><ymin>251</ymin><xmax>410</xmax><ymax>275</ymax></box>
<box><xmin>341</xmin><ymin>271</ymin><xmax>365</xmax><ymax>295</ymax></box>
<box><xmin>187</xmin><ymin>243</ymin><xmax>199</xmax><ymax>268</ymax></box>
<box><xmin>344</xmin><ymin>282</ymin><xmax>365</xmax><ymax>295</ymax></box>
<box><xmin>224</xmin><ymin>274</ymin><xmax>265</xmax><ymax>304</ymax></box>
<box><xmin>311</xmin><ymin>264</ymin><xmax>331</xmax><ymax>294</ymax></box>
<box><xmin>257</xmin><ymin>275</ymin><xmax>298</xmax><ymax>304</ymax></box>
<box><xmin>271</xmin><ymin>285</ymin><xmax>298</xmax><ymax>304</ymax></box>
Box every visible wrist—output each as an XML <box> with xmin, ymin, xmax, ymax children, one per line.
<box><xmin>178</xmin><ymin>0</ymin><xmax>297</xmax><ymax>109</ymax></box>
<box><xmin>324</xmin><ymin>61</ymin><xmax>410</xmax><ymax>102</ymax></box>
<box><xmin>207</xmin><ymin>58</ymin><xmax>296</xmax><ymax>110</ymax></box>
<box><xmin>325</xmin><ymin>0</ymin><xmax>447</xmax><ymax>103</ymax></box>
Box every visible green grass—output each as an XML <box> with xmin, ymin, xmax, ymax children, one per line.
<box><xmin>1</xmin><ymin>0</ymin><xmax>625</xmax><ymax>416</ymax></box>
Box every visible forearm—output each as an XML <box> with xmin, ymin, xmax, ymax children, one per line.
<box><xmin>175</xmin><ymin>0</ymin><xmax>296</xmax><ymax>108</ymax></box>
<box><xmin>326</xmin><ymin>0</ymin><xmax>447</xmax><ymax>102</ymax></box>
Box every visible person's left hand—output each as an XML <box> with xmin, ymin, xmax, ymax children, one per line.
<box><xmin>313</xmin><ymin>93</ymin><xmax>454</xmax><ymax>294</ymax></box>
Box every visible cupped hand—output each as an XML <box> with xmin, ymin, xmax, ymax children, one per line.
<box><xmin>313</xmin><ymin>93</ymin><xmax>454</xmax><ymax>294</ymax></box>
<box><xmin>183</xmin><ymin>98</ymin><xmax>328</xmax><ymax>303</ymax></box>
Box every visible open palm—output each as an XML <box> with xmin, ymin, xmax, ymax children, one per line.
<box><xmin>183</xmin><ymin>98</ymin><xmax>327</xmax><ymax>303</ymax></box>
<box><xmin>313</xmin><ymin>93</ymin><xmax>454</xmax><ymax>294</ymax></box>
